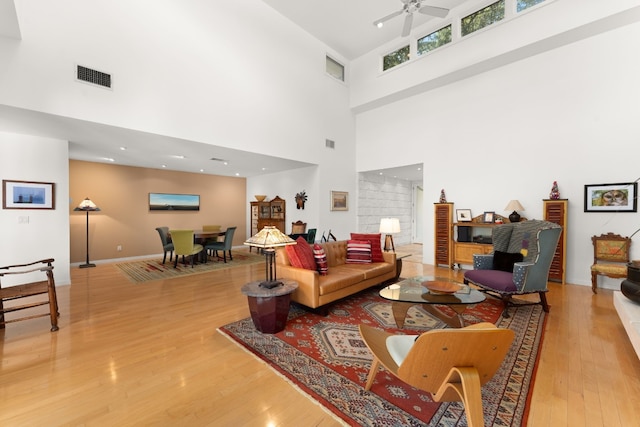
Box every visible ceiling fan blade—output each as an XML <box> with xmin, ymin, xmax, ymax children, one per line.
<box><xmin>418</xmin><ymin>5</ymin><xmax>449</xmax><ymax>18</ymax></box>
<box><xmin>373</xmin><ymin>9</ymin><xmax>403</xmax><ymax>27</ymax></box>
<box><xmin>401</xmin><ymin>13</ymin><xmax>413</xmax><ymax>37</ymax></box>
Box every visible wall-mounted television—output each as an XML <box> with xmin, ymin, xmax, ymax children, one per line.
<box><xmin>149</xmin><ymin>193</ymin><xmax>200</xmax><ymax>211</ymax></box>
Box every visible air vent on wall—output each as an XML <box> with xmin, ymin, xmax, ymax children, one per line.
<box><xmin>325</xmin><ymin>139</ymin><xmax>335</xmax><ymax>149</ymax></box>
<box><xmin>76</xmin><ymin>65</ymin><xmax>112</xmax><ymax>89</ymax></box>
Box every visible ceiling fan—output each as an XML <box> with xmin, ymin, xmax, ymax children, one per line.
<box><xmin>373</xmin><ymin>0</ymin><xmax>450</xmax><ymax>38</ymax></box>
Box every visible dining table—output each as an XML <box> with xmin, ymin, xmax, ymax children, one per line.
<box><xmin>169</xmin><ymin>229</ymin><xmax>226</xmax><ymax>263</ymax></box>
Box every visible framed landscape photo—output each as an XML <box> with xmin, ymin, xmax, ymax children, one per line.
<box><xmin>2</xmin><ymin>180</ymin><xmax>55</xmax><ymax>209</ymax></box>
<box><xmin>330</xmin><ymin>191</ymin><xmax>348</xmax><ymax>211</ymax></box>
<box><xmin>584</xmin><ymin>182</ymin><xmax>638</xmax><ymax>212</ymax></box>
<box><xmin>483</xmin><ymin>211</ymin><xmax>495</xmax><ymax>223</ymax></box>
<box><xmin>149</xmin><ymin>193</ymin><xmax>200</xmax><ymax>211</ymax></box>
<box><xmin>456</xmin><ymin>209</ymin><xmax>472</xmax><ymax>222</ymax></box>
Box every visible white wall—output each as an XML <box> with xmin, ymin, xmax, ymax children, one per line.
<box><xmin>0</xmin><ymin>132</ymin><xmax>71</xmax><ymax>285</ymax></box>
<box><xmin>355</xmin><ymin>18</ymin><xmax>640</xmax><ymax>290</ymax></box>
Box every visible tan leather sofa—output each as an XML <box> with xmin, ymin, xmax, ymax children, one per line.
<box><xmin>275</xmin><ymin>240</ymin><xmax>396</xmax><ymax>309</ymax></box>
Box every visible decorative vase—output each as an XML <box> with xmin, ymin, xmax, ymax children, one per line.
<box><xmin>621</xmin><ymin>261</ymin><xmax>640</xmax><ymax>304</ymax></box>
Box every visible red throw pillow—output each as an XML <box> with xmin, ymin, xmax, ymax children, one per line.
<box><xmin>285</xmin><ymin>236</ymin><xmax>316</xmax><ymax>270</ymax></box>
<box><xmin>346</xmin><ymin>240</ymin><xmax>372</xmax><ymax>264</ymax></box>
<box><xmin>313</xmin><ymin>244</ymin><xmax>328</xmax><ymax>275</ymax></box>
<box><xmin>350</xmin><ymin>233</ymin><xmax>384</xmax><ymax>262</ymax></box>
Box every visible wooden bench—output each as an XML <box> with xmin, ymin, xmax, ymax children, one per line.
<box><xmin>0</xmin><ymin>258</ymin><xmax>59</xmax><ymax>332</ymax></box>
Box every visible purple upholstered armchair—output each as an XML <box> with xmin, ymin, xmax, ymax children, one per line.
<box><xmin>464</xmin><ymin>220</ymin><xmax>562</xmax><ymax>317</ymax></box>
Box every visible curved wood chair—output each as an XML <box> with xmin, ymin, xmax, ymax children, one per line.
<box><xmin>170</xmin><ymin>230</ymin><xmax>203</xmax><ymax>268</ymax></box>
<box><xmin>359</xmin><ymin>323</ymin><xmax>514</xmax><ymax>427</ymax></box>
<box><xmin>591</xmin><ymin>232</ymin><xmax>630</xmax><ymax>294</ymax></box>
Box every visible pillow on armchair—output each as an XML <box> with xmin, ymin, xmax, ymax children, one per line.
<box><xmin>492</xmin><ymin>250</ymin><xmax>524</xmax><ymax>273</ymax></box>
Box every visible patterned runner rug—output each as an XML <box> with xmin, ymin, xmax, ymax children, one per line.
<box><xmin>219</xmin><ymin>288</ymin><xmax>545</xmax><ymax>426</ymax></box>
<box><xmin>115</xmin><ymin>252</ymin><xmax>264</xmax><ymax>283</ymax></box>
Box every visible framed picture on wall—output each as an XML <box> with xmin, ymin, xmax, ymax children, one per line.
<box><xmin>584</xmin><ymin>182</ymin><xmax>638</xmax><ymax>212</ymax></box>
<box><xmin>148</xmin><ymin>193</ymin><xmax>200</xmax><ymax>211</ymax></box>
<box><xmin>330</xmin><ymin>191</ymin><xmax>348</xmax><ymax>211</ymax></box>
<box><xmin>2</xmin><ymin>180</ymin><xmax>55</xmax><ymax>209</ymax></box>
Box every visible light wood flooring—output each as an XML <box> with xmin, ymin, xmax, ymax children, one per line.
<box><xmin>1</xmin><ymin>245</ymin><xmax>639</xmax><ymax>426</ymax></box>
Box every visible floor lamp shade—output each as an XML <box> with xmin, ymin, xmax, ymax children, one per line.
<box><xmin>244</xmin><ymin>226</ymin><xmax>296</xmax><ymax>288</ymax></box>
<box><xmin>74</xmin><ymin>197</ymin><xmax>100</xmax><ymax>268</ymax></box>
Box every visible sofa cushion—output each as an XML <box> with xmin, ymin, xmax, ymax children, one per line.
<box><xmin>318</xmin><ymin>267</ymin><xmax>366</xmax><ymax>295</ymax></box>
<box><xmin>492</xmin><ymin>250</ymin><xmax>523</xmax><ymax>273</ymax></box>
<box><xmin>346</xmin><ymin>240</ymin><xmax>372</xmax><ymax>264</ymax></box>
<box><xmin>350</xmin><ymin>233</ymin><xmax>384</xmax><ymax>262</ymax></box>
<box><xmin>285</xmin><ymin>237</ymin><xmax>316</xmax><ymax>270</ymax></box>
<box><xmin>313</xmin><ymin>243</ymin><xmax>328</xmax><ymax>275</ymax></box>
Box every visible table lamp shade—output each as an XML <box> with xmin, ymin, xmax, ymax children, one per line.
<box><xmin>379</xmin><ymin>218</ymin><xmax>401</xmax><ymax>234</ymax></box>
<box><xmin>244</xmin><ymin>226</ymin><xmax>296</xmax><ymax>248</ymax></box>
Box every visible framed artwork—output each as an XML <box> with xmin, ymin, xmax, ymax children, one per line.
<box><xmin>456</xmin><ymin>209</ymin><xmax>472</xmax><ymax>222</ymax></box>
<box><xmin>483</xmin><ymin>211</ymin><xmax>495</xmax><ymax>223</ymax></box>
<box><xmin>2</xmin><ymin>180</ymin><xmax>55</xmax><ymax>209</ymax></box>
<box><xmin>330</xmin><ymin>191</ymin><xmax>348</xmax><ymax>211</ymax></box>
<box><xmin>584</xmin><ymin>182</ymin><xmax>638</xmax><ymax>212</ymax></box>
<box><xmin>149</xmin><ymin>193</ymin><xmax>200</xmax><ymax>211</ymax></box>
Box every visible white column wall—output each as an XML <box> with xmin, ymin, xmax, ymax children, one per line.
<box><xmin>354</xmin><ymin>18</ymin><xmax>640</xmax><ymax>290</ymax></box>
<box><xmin>0</xmin><ymin>132</ymin><xmax>71</xmax><ymax>285</ymax></box>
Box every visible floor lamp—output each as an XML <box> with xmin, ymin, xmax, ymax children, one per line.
<box><xmin>74</xmin><ymin>197</ymin><xmax>101</xmax><ymax>268</ymax></box>
<box><xmin>244</xmin><ymin>226</ymin><xmax>296</xmax><ymax>288</ymax></box>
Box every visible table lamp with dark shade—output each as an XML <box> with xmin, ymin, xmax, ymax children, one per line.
<box><xmin>244</xmin><ymin>226</ymin><xmax>296</xmax><ymax>289</ymax></box>
<box><xmin>74</xmin><ymin>197</ymin><xmax>101</xmax><ymax>268</ymax></box>
<box><xmin>505</xmin><ymin>200</ymin><xmax>524</xmax><ymax>223</ymax></box>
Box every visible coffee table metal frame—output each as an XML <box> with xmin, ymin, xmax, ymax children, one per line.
<box><xmin>379</xmin><ymin>275</ymin><xmax>486</xmax><ymax>328</ymax></box>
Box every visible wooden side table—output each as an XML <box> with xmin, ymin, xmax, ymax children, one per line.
<box><xmin>241</xmin><ymin>280</ymin><xmax>298</xmax><ymax>334</ymax></box>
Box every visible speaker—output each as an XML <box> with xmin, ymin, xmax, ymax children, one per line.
<box><xmin>457</xmin><ymin>226</ymin><xmax>472</xmax><ymax>242</ymax></box>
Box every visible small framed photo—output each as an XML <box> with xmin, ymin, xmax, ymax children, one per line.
<box><xmin>2</xmin><ymin>180</ymin><xmax>55</xmax><ymax>209</ymax></box>
<box><xmin>456</xmin><ymin>209</ymin><xmax>472</xmax><ymax>222</ymax></box>
<box><xmin>330</xmin><ymin>191</ymin><xmax>348</xmax><ymax>211</ymax></box>
<box><xmin>483</xmin><ymin>211</ymin><xmax>495</xmax><ymax>223</ymax></box>
<box><xmin>584</xmin><ymin>182</ymin><xmax>638</xmax><ymax>212</ymax></box>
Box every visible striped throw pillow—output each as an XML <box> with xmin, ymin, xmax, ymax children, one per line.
<box><xmin>313</xmin><ymin>244</ymin><xmax>328</xmax><ymax>275</ymax></box>
<box><xmin>346</xmin><ymin>240</ymin><xmax>372</xmax><ymax>264</ymax></box>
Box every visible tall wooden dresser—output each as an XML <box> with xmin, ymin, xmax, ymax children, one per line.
<box><xmin>543</xmin><ymin>199</ymin><xmax>568</xmax><ymax>283</ymax></box>
<box><xmin>434</xmin><ymin>203</ymin><xmax>453</xmax><ymax>267</ymax></box>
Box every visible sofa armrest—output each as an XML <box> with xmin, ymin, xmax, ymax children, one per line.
<box><xmin>513</xmin><ymin>262</ymin><xmax>535</xmax><ymax>292</ymax></box>
<box><xmin>473</xmin><ymin>254</ymin><xmax>494</xmax><ymax>270</ymax></box>
<box><xmin>382</xmin><ymin>251</ymin><xmax>396</xmax><ymax>264</ymax></box>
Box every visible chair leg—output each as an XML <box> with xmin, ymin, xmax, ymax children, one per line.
<box><xmin>501</xmin><ymin>295</ymin><xmax>512</xmax><ymax>318</ymax></box>
<box><xmin>365</xmin><ymin>356</ymin><xmax>381</xmax><ymax>391</ymax></box>
<box><xmin>592</xmin><ymin>272</ymin><xmax>598</xmax><ymax>294</ymax></box>
<box><xmin>162</xmin><ymin>251</ymin><xmax>167</xmax><ymax>264</ymax></box>
<box><xmin>433</xmin><ymin>367</ymin><xmax>484</xmax><ymax>427</ymax></box>
<box><xmin>539</xmin><ymin>292</ymin><xmax>550</xmax><ymax>312</ymax></box>
<box><xmin>229</xmin><ymin>250</ymin><xmax>233</xmax><ymax>261</ymax></box>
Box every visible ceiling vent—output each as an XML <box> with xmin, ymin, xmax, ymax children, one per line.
<box><xmin>209</xmin><ymin>157</ymin><xmax>227</xmax><ymax>162</ymax></box>
<box><xmin>76</xmin><ymin>65</ymin><xmax>112</xmax><ymax>89</ymax></box>
<box><xmin>325</xmin><ymin>139</ymin><xmax>335</xmax><ymax>149</ymax></box>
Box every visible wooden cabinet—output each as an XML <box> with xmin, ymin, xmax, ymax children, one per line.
<box><xmin>543</xmin><ymin>199</ymin><xmax>568</xmax><ymax>284</ymax></box>
<box><xmin>453</xmin><ymin>242</ymin><xmax>493</xmax><ymax>266</ymax></box>
<box><xmin>251</xmin><ymin>196</ymin><xmax>286</xmax><ymax>235</ymax></box>
<box><xmin>434</xmin><ymin>203</ymin><xmax>453</xmax><ymax>267</ymax></box>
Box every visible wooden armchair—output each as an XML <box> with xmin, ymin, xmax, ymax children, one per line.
<box><xmin>0</xmin><ymin>258</ymin><xmax>59</xmax><ymax>331</ymax></box>
<box><xmin>291</xmin><ymin>220</ymin><xmax>306</xmax><ymax>234</ymax></box>
<box><xmin>591</xmin><ymin>232</ymin><xmax>630</xmax><ymax>294</ymax></box>
<box><xmin>359</xmin><ymin>323</ymin><xmax>514</xmax><ymax>427</ymax></box>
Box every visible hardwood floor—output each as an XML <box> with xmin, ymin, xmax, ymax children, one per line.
<box><xmin>1</xmin><ymin>246</ymin><xmax>639</xmax><ymax>426</ymax></box>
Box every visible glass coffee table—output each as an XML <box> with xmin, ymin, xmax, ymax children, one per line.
<box><xmin>379</xmin><ymin>275</ymin><xmax>486</xmax><ymax>328</ymax></box>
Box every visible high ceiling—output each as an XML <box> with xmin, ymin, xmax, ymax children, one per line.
<box><xmin>0</xmin><ymin>0</ymin><xmax>476</xmax><ymax>181</ymax></box>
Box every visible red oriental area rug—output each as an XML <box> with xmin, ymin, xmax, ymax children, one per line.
<box><xmin>219</xmin><ymin>288</ymin><xmax>545</xmax><ymax>426</ymax></box>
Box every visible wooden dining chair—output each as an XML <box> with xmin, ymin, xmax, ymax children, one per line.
<box><xmin>591</xmin><ymin>232</ymin><xmax>630</xmax><ymax>294</ymax></box>
<box><xmin>291</xmin><ymin>220</ymin><xmax>306</xmax><ymax>234</ymax></box>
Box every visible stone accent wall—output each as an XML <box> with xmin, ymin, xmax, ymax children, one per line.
<box><xmin>358</xmin><ymin>172</ymin><xmax>413</xmax><ymax>246</ymax></box>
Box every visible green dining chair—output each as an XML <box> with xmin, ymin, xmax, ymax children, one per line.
<box><xmin>155</xmin><ymin>226</ymin><xmax>174</xmax><ymax>264</ymax></box>
<box><xmin>170</xmin><ymin>229</ymin><xmax>204</xmax><ymax>268</ymax></box>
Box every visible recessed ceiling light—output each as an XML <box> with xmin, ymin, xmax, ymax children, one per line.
<box><xmin>235</xmin><ymin>173</ymin><xmax>240</xmax><ymax>176</ymax></box>
<box><xmin>199</xmin><ymin>169</ymin><xmax>204</xmax><ymax>173</ymax></box>
<box><xmin>103</xmin><ymin>157</ymin><xmax>115</xmax><ymax>162</ymax></box>
<box><xmin>173</xmin><ymin>155</ymin><xmax>185</xmax><ymax>159</ymax></box>
<box><xmin>119</xmin><ymin>146</ymin><xmax>127</xmax><ymax>151</ymax></box>
<box><xmin>161</xmin><ymin>165</ymin><xmax>167</xmax><ymax>168</ymax></box>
